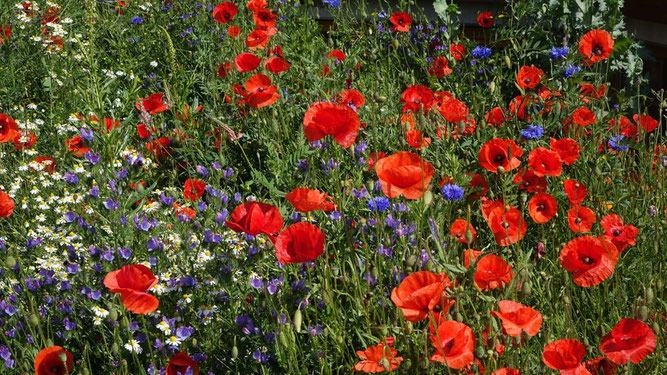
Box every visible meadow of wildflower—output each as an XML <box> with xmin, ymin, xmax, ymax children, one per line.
<box><xmin>0</xmin><ymin>0</ymin><xmax>664</xmax><ymax>374</ymax></box>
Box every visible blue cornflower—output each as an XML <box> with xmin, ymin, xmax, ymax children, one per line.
<box><xmin>378</xmin><ymin>11</ymin><xmax>387</xmax><ymax>18</ymax></box>
<box><xmin>441</xmin><ymin>184</ymin><xmax>464</xmax><ymax>201</ymax></box>
<box><xmin>608</xmin><ymin>135</ymin><xmax>629</xmax><ymax>151</ymax></box>
<box><xmin>471</xmin><ymin>46</ymin><xmax>492</xmax><ymax>59</ymax></box>
<box><xmin>130</xmin><ymin>16</ymin><xmax>144</xmax><ymax>25</ymax></box>
<box><xmin>368</xmin><ymin>196</ymin><xmax>390</xmax><ymax>212</ymax></box>
<box><xmin>323</xmin><ymin>0</ymin><xmax>340</xmax><ymax>7</ymax></box>
<box><xmin>549</xmin><ymin>46</ymin><xmax>569</xmax><ymax>59</ymax></box>
<box><xmin>521</xmin><ymin>124</ymin><xmax>544</xmax><ymax>140</ymax></box>
<box><xmin>563</xmin><ymin>64</ymin><xmax>581</xmax><ymax>78</ymax></box>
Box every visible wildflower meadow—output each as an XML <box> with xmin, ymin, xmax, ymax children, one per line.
<box><xmin>0</xmin><ymin>0</ymin><xmax>665</xmax><ymax>374</ymax></box>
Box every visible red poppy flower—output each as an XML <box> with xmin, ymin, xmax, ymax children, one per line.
<box><xmin>600</xmin><ymin>318</ymin><xmax>656</xmax><ymax>365</ymax></box>
<box><xmin>527</xmin><ymin>193</ymin><xmax>557</xmax><ymax>224</ymax></box>
<box><xmin>247</xmin><ymin>0</ymin><xmax>267</xmax><ymax>12</ymax></box>
<box><xmin>136</xmin><ymin>93</ymin><xmax>168</xmax><ymax>114</ymax></box>
<box><xmin>579</xmin><ymin>29</ymin><xmax>614</xmax><ymax>65</ymax></box>
<box><xmin>367</xmin><ymin>151</ymin><xmax>386</xmax><ymax>171</ymax></box>
<box><xmin>528</xmin><ymin>147</ymin><xmax>563</xmax><ymax>177</ymax></box>
<box><xmin>285</xmin><ymin>188</ymin><xmax>335</xmax><ymax>212</ymax></box>
<box><xmin>400</xmin><ymin>85</ymin><xmax>434</xmax><ymax>113</ymax></box>
<box><xmin>274</xmin><ymin>222</ymin><xmax>325</xmax><ymax>264</ymax></box>
<box><xmin>389</xmin><ymin>12</ymin><xmax>412</xmax><ymax>32</ymax></box>
<box><xmin>227</xmin><ymin>25</ymin><xmax>240</xmax><ymax>37</ymax></box>
<box><xmin>584</xmin><ymin>357</ymin><xmax>617</xmax><ymax>375</ymax></box>
<box><xmin>245</xmin><ymin>26</ymin><xmax>277</xmax><ymax>50</ymax></box>
<box><xmin>478</xmin><ymin>138</ymin><xmax>524</xmax><ymax>173</ymax></box>
<box><xmin>450</xmin><ymin>43</ymin><xmax>466</xmax><ymax>60</ymax></box>
<box><xmin>234</xmin><ymin>52</ymin><xmax>262</xmax><ymax>72</ymax></box>
<box><xmin>226</xmin><ymin>202</ymin><xmax>283</xmax><ymax>236</ymax></box>
<box><xmin>167</xmin><ymin>351</ymin><xmax>200</xmax><ymax>375</ymax></box>
<box><xmin>550</xmin><ymin>138</ymin><xmax>580</xmax><ymax>165</ymax></box>
<box><xmin>184</xmin><ymin>179</ymin><xmax>206</xmax><ymax>201</ymax></box>
<box><xmin>463</xmin><ymin>249</ymin><xmax>483</xmax><ymax>269</ymax></box>
<box><xmin>436</xmin><ymin>96</ymin><xmax>469</xmax><ymax>124</ymax></box>
<box><xmin>477</xmin><ymin>11</ymin><xmax>494</xmax><ymax>27</ymax></box>
<box><xmin>508</xmin><ymin>95</ymin><xmax>534</xmax><ymax>121</ymax></box>
<box><xmin>174</xmin><ymin>203</ymin><xmax>196</xmax><ymax>220</ymax></box>
<box><xmin>450</xmin><ymin>219</ymin><xmax>476</xmax><ymax>244</ymax></box>
<box><xmin>65</xmin><ymin>136</ymin><xmax>89</xmax><ymax>157</ymax></box>
<box><xmin>572</xmin><ymin>107</ymin><xmax>596</xmax><ymax>126</ymax></box>
<box><xmin>375</xmin><ymin>151</ymin><xmax>434</xmax><ymax>199</ymax></box>
<box><xmin>327</xmin><ymin>49</ymin><xmax>346</xmax><ymax>62</ymax></box>
<box><xmin>600</xmin><ymin>214</ymin><xmax>638</xmax><ymax>253</ymax></box>
<box><xmin>513</xmin><ymin>168</ymin><xmax>547</xmax><ymax>193</ymax></box>
<box><xmin>633</xmin><ymin>114</ymin><xmax>658</xmax><ymax>133</ymax></box>
<box><xmin>104</xmin><ymin>264</ymin><xmax>159</xmax><ymax>314</ymax></box>
<box><xmin>336</xmin><ymin>89</ymin><xmax>365</xmax><ymax>110</ymax></box>
<box><xmin>491</xmin><ymin>300</ymin><xmax>543</xmax><ymax>337</ymax></box>
<box><xmin>429</xmin><ymin>320</ymin><xmax>475</xmax><ymax>369</ymax></box>
<box><xmin>560</xmin><ymin>236</ymin><xmax>618</xmax><ymax>287</ymax></box>
<box><xmin>564</xmin><ymin>180</ymin><xmax>587</xmax><ymax>207</ymax></box>
<box><xmin>212</xmin><ymin>2</ymin><xmax>238</xmax><ymax>23</ymax></box>
<box><xmin>243</xmin><ymin>73</ymin><xmax>279</xmax><ymax>108</ymax></box>
<box><xmin>217</xmin><ymin>62</ymin><xmax>232</xmax><ymax>78</ymax></box>
<box><xmin>35</xmin><ymin>346</ymin><xmax>73</xmax><ymax>375</ymax></box>
<box><xmin>391</xmin><ymin>271</ymin><xmax>453</xmax><ymax>322</ymax></box>
<box><xmin>466</xmin><ymin>173</ymin><xmax>488</xmax><ymax>199</ymax></box>
<box><xmin>487</xmin><ymin>204</ymin><xmax>527</xmax><ymax>247</ymax></box>
<box><xmin>492</xmin><ymin>369</ymin><xmax>521</xmax><ymax>375</ymax></box>
<box><xmin>34</xmin><ymin>156</ymin><xmax>56</xmax><ymax>174</ymax></box>
<box><xmin>486</xmin><ymin>107</ymin><xmax>506</xmax><ymax>127</ymax></box>
<box><xmin>353</xmin><ymin>339</ymin><xmax>403</xmax><ymax>373</ymax></box>
<box><xmin>253</xmin><ymin>8</ymin><xmax>277</xmax><ymax>29</ymax></box>
<box><xmin>516</xmin><ymin>65</ymin><xmax>544</xmax><ymax>89</ymax></box>
<box><xmin>405</xmin><ymin>129</ymin><xmax>431</xmax><ymax>149</ymax></box>
<box><xmin>428</xmin><ymin>56</ymin><xmax>452</xmax><ymax>78</ymax></box>
<box><xmin>0</xmin><ymin>25</ymin><xmax>10</xmax><ymax>44</ymax></box>
<box><xmin>474</xmin><ymin>254</ymin><xmax>514</xmax><ymax>291</ymax></box>
<box><xmin>263</xmin><ymin>56</ymin><xmax>290</xmax><ymax>74</ymax></box>
<box><xmin>303</xmin><ymin>102</ymin><xmax>360</xmax><ymax>148</ymax></box>
<box><xmin>0</xmin><ymin>190</ymin><xmax>14</xmax><ymax>219</ymax></box>
<box><xmin>12</xmin><ymin>129</ymin><xmax>37</xmax><ymax>150</ymax></box>
<box><xmin>543</xmin><ymin>339</ymin><xmax>588</xmax><ymax>374</ymax></box>
<box><xmin>0</xmin><ymin>114</ymin><xmax>19</xmax><ymax>143</ymax></box>
<box><xmin>567</xmin><ymin>206</ymin><xmax>596</xmax><ymax>233</ymax></box>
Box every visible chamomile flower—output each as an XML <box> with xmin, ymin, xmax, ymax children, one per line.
<box><xmin>124</xmin><ymin>340</ymin><xmax>142</xmax><ymax>354</ymax></box>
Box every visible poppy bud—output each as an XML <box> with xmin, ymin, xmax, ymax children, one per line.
<box><xmin>46</xmin><ymin>339</ymin><xmax>54</xmax><ymax>348</ymax></box>
<box><xmin>594</xmin><ymin>166</ymin><xmax>602</xmax><ymax>176</ymax></box>
<box><xmin>521</xmin><ymin>281</ymin><xmax>532</xmax><ymax>295</ymax></box>
<box><xmin>135</xmin><ymin>183</ymin><xmax>144</xmax><ymax>193</ymax></box>
<box><xmin>111</xmin><ymin>343</ymin><xmax>119</xmax><ymax>355</ymax></box>
<box><xmin>657</xmin><ymin>279</ymin><xmax>664</xmax><ymax>290</ymax></box>
<box><xmin>458</xmin><ymin>121</ymin><xmax>465</xmax><ymax>133</ymax></box>
<box><xmin>109</xmin><ymin>309</ymin><xmax>118</xmax><ymax>321</ymax></box>
<box><xmin>496</xmin><ymin>166</ymin><xmax>504</xmax><ymax>173</ymax></box>
<box><xmin>392</xmin><ymin>39</ymin><xmax>400</xmax><ymax>50</ymax></box>
<box><xmin>4</xmin><ymin>256</ymin><xmax>16</xmax><ymax>268</ymax></box>
<box><xmin>456</xmin><ymin>312</ymin><xmax>464</xmax><ymax>322</ymax></box>
<box><xmin>405</xmin><ymin>321</ymin><xmax>413</xmax><ymax>334</ymax></box>
<box><xmin>504</xmin><ymin>55</ymin><xmax>511</xmax><ymax>68</ymax></box>
<box><xmin>120</xmin><ymin>317</ymin><xmax>129</xmax><ymax>329</ymax></box>
<box><xmin>121</xmin><ymin>359</ymin><xmax>128</xmax><ymax>370</ymax></box>
<box><xmin>637</xmin><ymin>306</ymin><xmax>648</xmax><ymax>321</ymax></box>
<box><xmin>464</xmin><ymin>229</ymin><xmax>473</xmax><ymax>243</ymax></box>
<box><xmin>293</xmin><ymin>308</ymin><xmax>302</xmax><ymax>333</ymax></box>
<box><xmin>405</xmin><ymin>254</ymin><xmax>417</xmax><ymax>267</ymax></box>
<box><xmin>279</xmin><ymin>328</ymin><xmax>290</xmax><ymax>348</ymax></box>
<box><xmin>28</xmin><ymin>314</ymin><xmax>39</xmax><ymax>327</ymax></box>
<box><xmin>367</xmin><ymin>26</ymin><xmax>373</xmax><ymax>35</ymax></box>
<box><xmin>475</xmin><ymin>346</ymin><xmax>486</xmax><ymax>358</ymax></box>
<box><xmin>563</xmin><ymin>296</ymin><xmax>570</xmax><ymax>305</ymax></box>
<box><xmin>82</xmin><ymin>368</ymin><xmax>90</xmax><ymax>375</ymax></box>
<box><xmin>473</xmin><ymin>313</ymin><xmax>480</xmax><ymax>321</ymax></box>
<box><xmin>378</xmin><ymin>358</ymin><xmax>391</xmax><ymax>369</ymax></box>
<box><xmin>423</xmin><ymin>190</ymin><xmax>433</xmax><ymax>205</ymax></box>
<box><xmin>489</xmin><ymin>81</ymin><xmax>496</xmax><ymax>93</ymax></box>
<box><xmin>652</xmin><ymin>322</ymin><xmax>660</xmax><ymax>335</ymax></box>
<box><xmin>371</xmin><ymin>266</ymin><xmax>379</xmax><ymax>280</ymax></box>
<box><xmin>192</xmin><ymin>338</ymin><xmax>198</xmax><ymax>347</ymax></box>
<box><xmin>646</xmin><ymin>288</ymin><xmax>654</xmax><ymax>304</ymax></box>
